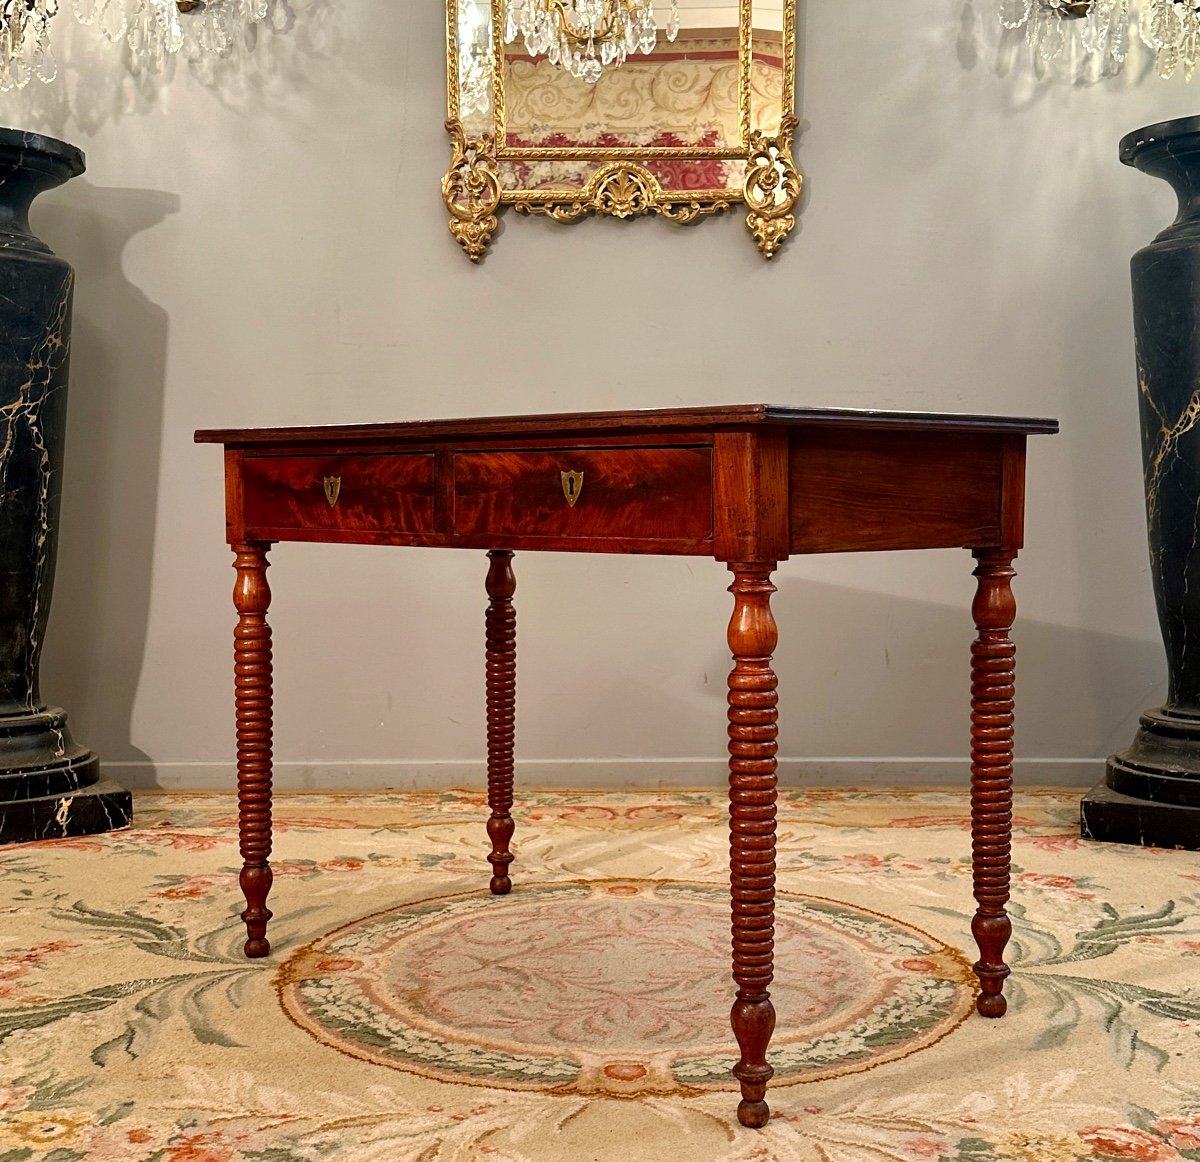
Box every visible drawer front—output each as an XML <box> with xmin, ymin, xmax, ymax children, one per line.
<box><xmin>242</xmin><ymin>453</ymin><xmax>435</xmax><ymax>533</ymax></box>
<box><xmin>452</xmin><ymin>447</ymin><xmax>713</xmax><ymax>542</ymax></box>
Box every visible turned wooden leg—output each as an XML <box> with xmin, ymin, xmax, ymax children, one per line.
<box><xmin>727</xmin><ymin>562</ymin><xmax>778</xmax><ymax>1129</ymax></box>
<box><xmin>969</xmin><ymin>548</ymin><xmax>1017</xmax><ymax>1017</ymax></box>
<box><xmin>485</xmin><ymin>550</ymin><xmax>516</xmax><ymax>895</ymax></box>
<box><xmin>233</xmin><ymin>543</ymin><xmax>274</xmax><ymax>959</ymax></box>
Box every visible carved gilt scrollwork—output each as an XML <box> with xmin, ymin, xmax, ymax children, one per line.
<box><xmin>743</xmin><ymin>117</ymin><xmax>801</xmax><ymax>260</ymax></box>
<box><xmin>442</xmin><ymin>119</ymin><xmax>502</xmax><ymax>263</ymax></box>
<box><xmin>511</xmin><ymin>162</ymin><xmax>733</xmax><ymax>226</ymax></box>
<box><xmin>591</xmin><ymin>164</ymin><xmax>654</xmax><ymax>219</ymax></box>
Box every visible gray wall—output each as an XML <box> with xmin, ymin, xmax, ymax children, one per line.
<box><xmin>3</xmin><ymin>2</ymin><xmax>1187</xmax><ymax>789</ymax></box>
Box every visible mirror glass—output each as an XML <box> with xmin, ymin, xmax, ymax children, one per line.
<box><xmin>751</xmin><ymin>1</ymin><xmax>786</xmax><ymax>138</ymax></box>
<box><xmin>456</xmin><ymin>0</ymin><xmax>495</xmax><ymax>140</ymax></box>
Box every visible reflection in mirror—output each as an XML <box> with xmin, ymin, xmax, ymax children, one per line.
<box><xmin>751</xmin><ymin>0</ymin><xmax>785</xmax><ymax>136</ymax></box>
<box><xmin>444</xmin><ymin>0</ymin><xmax>799</xmax><ymax>262</ymax></box>
<box><xmin>457</xmin><ymin>0</ymin><xmax>495</xmax><ymax>137</ymax></box>
<box><xmin>503</xmin><ymin>0</ymin><xmax>682</xmax><ymax>83</ymax></box>
<box><xmin>504</xmin><ymin>3</ymin><xmax>740</xmax><ymax>149</ymax></box>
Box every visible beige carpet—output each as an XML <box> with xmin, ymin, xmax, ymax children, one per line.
<box><xmin>1</xmin><ymin>787</ymin><xmax>1199</xmax><ymax>1161</ymax></box>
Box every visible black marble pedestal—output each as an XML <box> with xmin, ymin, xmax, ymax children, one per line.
<box><xmin>1081</xmin><ymin>117</ymin><xmax>1200</xmax><ymax>851</ymax></box>
<box><xmin>0</xmin><ymin>129</ymin><xmax>131</xmax><ymax>844</ymax></box>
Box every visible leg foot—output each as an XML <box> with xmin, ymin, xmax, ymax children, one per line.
<box><xmin>487</xmin><ymin>814</ymin><xmax>514</xmax><ymax>895</ymax></box>
<box><xmin>972</xmin><ymin>911</ymin><xmax>1012</xmax><ymax>1017</ymax></box>
<box><xmin>240</xmin><ymin>863</ymin><xmax>274</xmax><ymax>958</ymax></box>
<box><xmin>976</xmin><ymin>993</ymin><xmax>1008</xmax><ymax>1019</ymax></box>
<box><xmin>732</xmin><ymin>997</ymin><xmax>776</xmax><ymax>1127</ymax></box>
<box><xmin>737</xmin><ymin>1100</ymin><xmax>771</xmax><ymax>1130</ymax></box>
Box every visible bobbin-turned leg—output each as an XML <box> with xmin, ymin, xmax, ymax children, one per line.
<box><xmin>233</xmin><ymin>543</ymin><xmax>274</xmax><ymax>958</ymax></box>
<box><xmin>969</xmin><ymin>548</ymin><xmax>1018</xmax><ymax>1017</ymax></box>
<box><xmin>727</xmin><ymin>563</ymin><xmax>778</xmax><ymax>1129</ymax></box>
<box><xmin>485</xmin><ymin>550</ymin><xmax>516</xmax><ymax>895</ymax></box>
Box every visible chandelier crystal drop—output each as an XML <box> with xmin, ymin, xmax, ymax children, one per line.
<box><xmin>0</xmin><ymin>0</ymin><xmax>59</xmax><ymax>91</ymax></box>
<box><xmin>503</xmin><ymin>0</ymin><xmax>680</xmax><ymax>84</ymax></box>
<box><xmin>1000</xmin><ymin>0</ymin><xmax>1130</xmax><ymax>65</ymax></box>
<box><xmin>998</xmin><ymin>0</ymin><xmax>1200</xmax><ymax>77</ymax></box>
<box><xmin>1141</xmin><ymin>0</ymin><xmax>1200</xmax><ymax>79</ymax></box>
<box><xmin>72</xmin><ymin>0</ymin><xmax>268</xmax><ymax>71</ymax></box>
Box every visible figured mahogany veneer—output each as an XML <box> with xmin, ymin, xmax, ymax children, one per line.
<box><xmin>453</xmin><ymin>446</ymin><xmax>713</xmax><ymax>545</ymax></box>
<box><xmin>197</xmin><ymin>403</ymin><xmax>1057</xmax><ymax>1130</ymax></box>
<box><xmin>241</xmin><ymin>452</ymin><xmax>435</xmax><ymax>539</ymax></box>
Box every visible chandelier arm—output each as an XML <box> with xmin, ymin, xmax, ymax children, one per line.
<box><xmin>540</xmin><ymin>0</ymin><xmax>644</xmax><ymax>48</ymax></box>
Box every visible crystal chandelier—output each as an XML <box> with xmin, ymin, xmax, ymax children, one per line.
<box><xmin>1000</xmin><ymin>0</ymin><xmax>1200</xmax><ymax>78</ymax></box>
<box><xmin>75</xmin><ymin>0</ymin><xmax>269</xmax><ymax>71</ymax></box>
<box><xmin>0</xmin><ymin>0</ymin><xmax>269</xmax><ymax>89</ymax></box>
<box><xmin>1000</xmin><ymin>0</ymin><xmax>1129</xmax><ymax>66</ymax></box>
<box><xmin>503</xmin><ymin>0</ymin><xmax>680</xmax><ymax>84</ymax></box>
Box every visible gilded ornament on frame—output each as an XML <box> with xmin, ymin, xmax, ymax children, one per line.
<box><xmin>443</xmin><ymin>0</ymin><xmax>801</xmax><ymax>261</ymax></box>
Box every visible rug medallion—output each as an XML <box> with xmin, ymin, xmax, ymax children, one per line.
<box><xmin>275</xmin><ymin>879</ymin><xmax>975</xmax><ymax>1097</ymax></box>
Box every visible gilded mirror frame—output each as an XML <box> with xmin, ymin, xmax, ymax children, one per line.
<box><xmin>443</xmin><ymin>0</ymin><xmax>799</xmax><ymax>262</ymax></box>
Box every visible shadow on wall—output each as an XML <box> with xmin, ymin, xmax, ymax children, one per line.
<box><xmin>34</xmin><ymin>180</ymin><xmax>179</xmax><ymax>774</ymax></box>
<box><xmin>523</xmin><ymin>566</ymin><xmax>1164</xmax><ymax>782</ymax></box>
<box><xmin>6</xmin><ymin>0</ymin><xmax>340</xmax><ymax>136</ymax></box>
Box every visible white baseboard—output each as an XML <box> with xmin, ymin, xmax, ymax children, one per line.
<box><xmin>107</xmin><ymin>757</ymin><xmax>1103</xmax><ymax>792</ymax></box>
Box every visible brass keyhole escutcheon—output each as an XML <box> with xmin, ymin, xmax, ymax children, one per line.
<box><xmin>323</xmin><ymin>476</ymin><xmax>342</xmax><ymax>507</ymax></box>
<box><xmin>561</xmin><ymin>470</ymin><xmax>583</xmax><ymax>507</ymax></box>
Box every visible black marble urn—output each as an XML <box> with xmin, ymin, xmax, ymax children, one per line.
<box><xmin>0</xmin><ymin>128</ymin><xmax>131</xmax><ymax>843</ymax></box>
<box><xmin>1082</xmin><ymin>116</ymin><xmax>1200</xmax><ymax>850</ymax></box>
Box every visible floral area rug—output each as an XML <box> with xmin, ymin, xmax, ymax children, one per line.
<box><xmin>1</xmin><ymin>787</ymin><xmax>1200</xmax><ymax>1162</ymax></box>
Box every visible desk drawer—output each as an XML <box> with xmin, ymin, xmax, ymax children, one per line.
<box><xmin>242</xmin><ymin>453</ymin><xmax>435</xmax><ymax>533</ymax></box>
<box><xmin>452</xmin><ymin>447</ymin><xmax>713</xmax><ymax>542</ymax></box>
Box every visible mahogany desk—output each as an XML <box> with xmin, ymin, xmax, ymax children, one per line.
<box><xmin>195</xmin><ymin>404</ymin><xmax>1058</xmax><ymax>1128</ymax></box>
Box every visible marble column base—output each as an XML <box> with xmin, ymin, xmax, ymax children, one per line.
<box><xmin>1081</xmin><ymin>782</ymin><xmax>1200</xmax><ymax>850</ymax></box>
<box><xmin>0</xmin><ymin>707</ymin><xmax>131</xmax><ymax>844</ymax></box>
<box><xmin>0</xmin><ymin>779</ymin><xmax>132</xmax><ymax>844</ymax></box>
<box><xmin>1081</xmin><ymin>708</ymin><xmax>1200</xmax><ymax>850</ymax></box>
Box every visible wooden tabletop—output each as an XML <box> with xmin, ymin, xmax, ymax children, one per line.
<box><xmin>195</xmin><ymin>404</ymin><xmax>1059</xmax><ymax>446</ymax></box>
